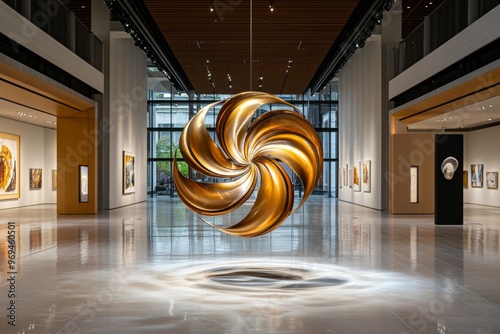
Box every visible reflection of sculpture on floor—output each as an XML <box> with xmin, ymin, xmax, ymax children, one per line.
<box><xmin>173</xmin><ymin>92</ymin><xmax>323</xmax><ymax>237</ymax></box>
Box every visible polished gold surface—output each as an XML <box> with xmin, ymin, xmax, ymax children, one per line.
<box><xmin>173</xmin><ymin>91</ymin><xmax>323</xmax><ymax>237</ymax></box>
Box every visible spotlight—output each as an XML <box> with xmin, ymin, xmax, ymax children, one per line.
<box><xmin>355</xmin><ymin>39</ymin><xmax>365</xmax><ymax>48</ymax></box>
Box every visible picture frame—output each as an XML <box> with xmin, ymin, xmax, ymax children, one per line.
<box><xmin>353</xmin><ymin>161</ymin><xmax>361</xmax><ymax>192</ymax></box>
<box><xmin>463</xmin><ymin>170</ymin><xmax>468</xmax><ymax>189</ymax></box>
<box><xmin>29</xmin><ymin>168</ymin><xmax>42</xmax><ymax>190</ymax></box>
<box><xmin>486</xmin><ymin>172</ymin><xmax>498</xmax><ymax>189</ymax></box>
<box><xmin>123</xmin><ymin>151</ymin><xmax>135</xmax><ymax>194</ymax></box>
<box><xmin>52</xmin><ymin>169</ymin><xmax>57</xmax><ymax>191</ymax></box>
<box><xmin>0</xmin><ymin>132</ymin><xmax>20</xmax><ymax>200</ymax></box>
<box><xmin>348</xmin><ymin>168</ymin><xmax>353</xmax><ymax>188</ymax></box>
<box><xmin>471</xmin><ymin>164</ymin><xmax>483</xmax><ymax>188</ymax></box>
<box><xmin>79</xmin><ymin>165</ymin><xmax>88</xmax><ymax>203</ymax></box>
<box><xmin>410</xmin><ymin>166</ymin><xmax>418</xmax><ymax>203</ymax></box>
<box><xmin>339</xmin><ymin>166</ymin><xmax>342</xmax><ymax>189</ymax></box>
<box><xmin>344</xmin><ymin>164</ymin><xmax>348</xmax><ymax>187</ymax></box>
<box><xmin>362</xmin><ymin>160</ymin><xmax>371</xmax><ymax>193</ymax></box>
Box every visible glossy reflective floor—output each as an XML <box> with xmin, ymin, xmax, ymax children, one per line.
<box><xmin>1</xmin><ymin>198</ymin><xmax>500</xmax><ymax>334</ymax></box>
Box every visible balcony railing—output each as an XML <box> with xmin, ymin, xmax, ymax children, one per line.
<box><xmin>394</xmin><ymin>0</ymin><xmax>498</xmax><ymax>76</ymax></box>
<box><xmin>3</xmin><ymin>0</ymin><xmax>103</xmax><ymax>72</ymax></box>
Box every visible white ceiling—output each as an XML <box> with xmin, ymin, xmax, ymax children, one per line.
<box><xmin>1</xmin><ymin>84</ymin><xmax>498</xmax><ymax>132</ymax></box>
<box><xmin>407</xmin><ymin>95</ymin><xmax>500</xmax><ymax>131</ymax></box>
<box><xmin>0</xmin><ymin>98</ymin><xmax>57</xmax><ymax>129</ymax></box>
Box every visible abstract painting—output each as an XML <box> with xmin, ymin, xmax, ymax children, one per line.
<box><xmin>362</xmin><ymin>160</ymin><xmax>371</xmax><ymax>193</ymax></box>
<box><xmin>29</xmin><ymin>168</ymin><xmax>42</xmax><ymax>190</ymax></box>
<box><xmin>123</xmin><ymin>151</ymin><xmax>135</xmax><ymax>194</ymax></box>
<box><xmin>486</xmin><ymin>172</ymin><xmax>498</xmax><ymax>189</ymax></box>
<box><xmin>471</xmin><ymin>164</ymin><xmax>483</xmax><ymax>188</ymax></box>
<box><xmin>52</xmin><ymin>169</ymin><xmax>57</xmax><ymax>191</ymax></box>
<box><xmin>0</xmin><ymin>132</ymin><xmax>20</xmax><ymax>200</ymax></box>
<box><xmin>353</xmin><ymin>161</ymin><xmax>361</xmax><ymax>192</ymax></box>
<box><xmin>79</xmin><ymin>165</ymin><xmax>88</xmax><ymax>202</ymax></box>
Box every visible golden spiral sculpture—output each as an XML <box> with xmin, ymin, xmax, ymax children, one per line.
<box><xmin>173</xmin><ymin>91</ymin><xmax>323</xmax><ymax>238</ymax></box>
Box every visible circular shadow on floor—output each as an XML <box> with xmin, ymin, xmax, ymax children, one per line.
<box><xmin>198</xmin><ymin>266</ymin><xmax>348</xmax><ymax>290</ymax></box>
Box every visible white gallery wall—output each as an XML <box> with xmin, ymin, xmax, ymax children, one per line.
<box><xmin>107</xmin><ymin>35</ymin><xmax>148</xmax><ymax>209</ymax></box>
<box><xmin>0</xmin><ymin>117</ymin><xmax>56</xmax><ymax>210</ymax></box>
<box><xmin>338</xmin><ymin>36</ymin><xmax>383</xmax><ymax>210</ymax></box>
<box><xmin>464</xmin><ymin>125</ymin><xmax>500</xmax><ymax>208</ymax></box>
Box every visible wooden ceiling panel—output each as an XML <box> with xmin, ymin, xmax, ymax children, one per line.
<box><xmin>143</xmin><ymin>0</ymin><xmax>361</xmax><ymax>94</ymax></box>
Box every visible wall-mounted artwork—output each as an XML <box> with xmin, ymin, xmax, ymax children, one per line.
<box><xmin>344</xmin><ymin>164</ymin><xmax>348</xmax><ymax>187</ymax></box>
<box><xmin>0</xmin><ymin>132</ymin><xmax>20</xmax><ymax>200</ymax></box>
<box><xmin>410</xmin><ymin>166</ymin><xmax>418</xmax><ymax>203</ymax></box>
<box><xmin>123</xmin><ymin>151</ymin><xmax>135</xmax><ymax>194</ymax></box>
<box><xmin>463</xmin><ymin>170</ymin><xmax>468</xmax><ymax>189</ymax></box>
<box><xmin>362</xmin><ymin>160</ymin><xmax>371</xmax><ymax>193</ymax></box>
<box><xmin>79</xmin><ymin>165</ymin><xmax>88</xmax><ymax>203</ymax></box>
<box><xmin>52</xmin><ymin>169</ymin><xmax>57</xmax><ymax>191</ymax></box>
<box><xmin>349</xmin><ymin>168</ymin><xmax>353</xmax><ymax>188</ymax></box>
<box><xmin>471</xmin><ymin>164</ymin><xmax>483</xmax><ymax>188</ymax></box>
<box><xmin>339</xmin><ymin>166</ymin><xmax>342</xmax><ymax>189</ymax></box>
<box><xmin>29</xmin><ymin>168</ymin><xmax>42</xmax><ymax>190</ymax></box>
<box><xmin>486</xmin><ymin>172</ymin><xmax>498</xmax><ymax>189</ymax></box>
<box><xmin>353</xmin><ymin>161</ymin><xmax>361</xmax><ymax>192</ymax></box>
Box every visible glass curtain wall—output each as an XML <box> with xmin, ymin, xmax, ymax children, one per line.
<box><xmin>147</xmin><ymin>82</ymin><xmax>339</xmax><ymax>198</ymax></box>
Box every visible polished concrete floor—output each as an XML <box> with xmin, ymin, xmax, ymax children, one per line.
<box><xmin>1</xmin><ymin>197</ymin><xmax>500</xmax><ymax>334</ymax></box>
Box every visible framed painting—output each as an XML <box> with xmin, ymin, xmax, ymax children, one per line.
<box><xmin>410</xmin><ymin>166</ymin><xmax>418</xmax><ymax>203</ymax></box>
<box><xmin>339</xmin><ymin>166</ymin><xmax>342</xmax><ymax>189</ymax></box>
<box><xmin>362</xmin><ymin>160</ymin><xmax>371</xmax><ymax>193</ymax></box>
<box><xmin>348</xmin><ymin>168</ymin><xmax>353</xmax><ymax>188</ymax></box>
<box><xmin>463</xmin><ymin>170</ymin><xmax>468</xmax><ymax>189</ymax></box>
<box><xmin>353</xmin><ymin>161</ymin><xmax>361</xmax><ymax>192</ymax></box>
<box><xmin>471</xmin><ymin>164</ymin><xmax>483</xmax><ymax>188</ymax></box>
<box><xmin>52</xmin><ymin>169</ymin><xmax>57</xmax><ymax>191</ymax></box>
<box><xmin>79</xmin><ymin>165</ymin><xmax>88</xmax><ymax>203</ymax></box>
<box><xmin>123</xmin><ymin>151</ymin><xmax>135</xmax><ymax>194</ymax></box>
<box><xmin>29</xmin><ymin>168</ymin><xmax>42</xmax><ymax>190</ymax></box>
<box><xmin>486</xmin><ymin>172</ymin><xmax>498</xmax><ymax>189</ymax></box>
<box><xmin>344</xmin><ymin>164</ymin><xmax>348</xmax><ymax>187</ymax></box>
<box><xmin>0</xmin><ymin>132</ymin><xmax>20</xmax><ymax>200</ymax></box>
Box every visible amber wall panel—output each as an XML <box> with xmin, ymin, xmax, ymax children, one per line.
<box><xmin>57</xmin><ymin>108</ymin><xmax>98</xmax><ymax>214</ymax></box>
<box><xmin>390</xmin><ymin>133</ymin><xmax>435</xmax><ymax>214</ymax></box>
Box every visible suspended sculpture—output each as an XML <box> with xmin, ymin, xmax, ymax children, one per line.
<box><xmin>173</xmin><ymin>91</ymin><xmax>323</xmax><ymax>237</ymax></box>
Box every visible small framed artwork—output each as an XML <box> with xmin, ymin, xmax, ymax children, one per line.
<box><xmin>339</xmin><ymin>167</ymin><xmax>342</xmax><ymax>189</ymax></box>
<box><xmin>463</xmin><ymin>171</ymin><xmax>468</xmax><ymax>189</ymax></box>
<box><xmin>486</xmin><ymin>172</ymin><xmax>498</xmax><ymax>189</ymax></box>
<box><xmin>362</xmin><ymin>160</ymin><xmax>371</xmax><ymax>193</ymax></box>
<box><xmin>471</xmin><ymin>164</ymin><xmax>483</xmax><ymax>188</ymax></box>
<box><xmin>29</xmin><ymin>168</ymin><xmax>42</xmax><ymax>190</ymax></box>
<box><xmin>52</xmin><ymin>169</ymin><xmax>57</xmax><ymax>191</ymax></box>
<box><xmin>123</xmin><ymin>151</ymin><xmax>135</xmax><ymax>194</ymax></box>
<box><xmin>344</xmin><ymin>164</ymin><xmax>348</xmax><ymax>187</ymax></box>
<box><xmin>353</xmin><ymin>161</ymin><xmax>361</xmax><ymax>192</ymax></box>
<box><xmin>410</xmin><ymin>166</ymin><xmax>418</xmax><ymax>203</ymax></box>
<box><xmin>79</xmin><ymin>165</ymin><xmax>88</xmax><ymax>203</ymax></box>
<box><xmin>1</xmin><ymin>132</ymin><xmax>21</xmax><ymax>200</ymax></box>
<box><xmin>348</xmin><ymin>168</ymin><xmax>353</xmax><ymax>188</ymax></box>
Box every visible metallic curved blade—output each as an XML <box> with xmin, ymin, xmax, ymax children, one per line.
<box><xmin>173</xmin><ymin>157</ymin><xmax>257</xmax><ymax>215</ymax></box>
<box><xmin>201</xmin><ymin>159</ymin><xmax>294</xmax><ymax>238</ymax></box>
<box><xmin>179</xmin><ymin>101</ymin><xmax>247</xmax><ymax>178</ymax></box>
